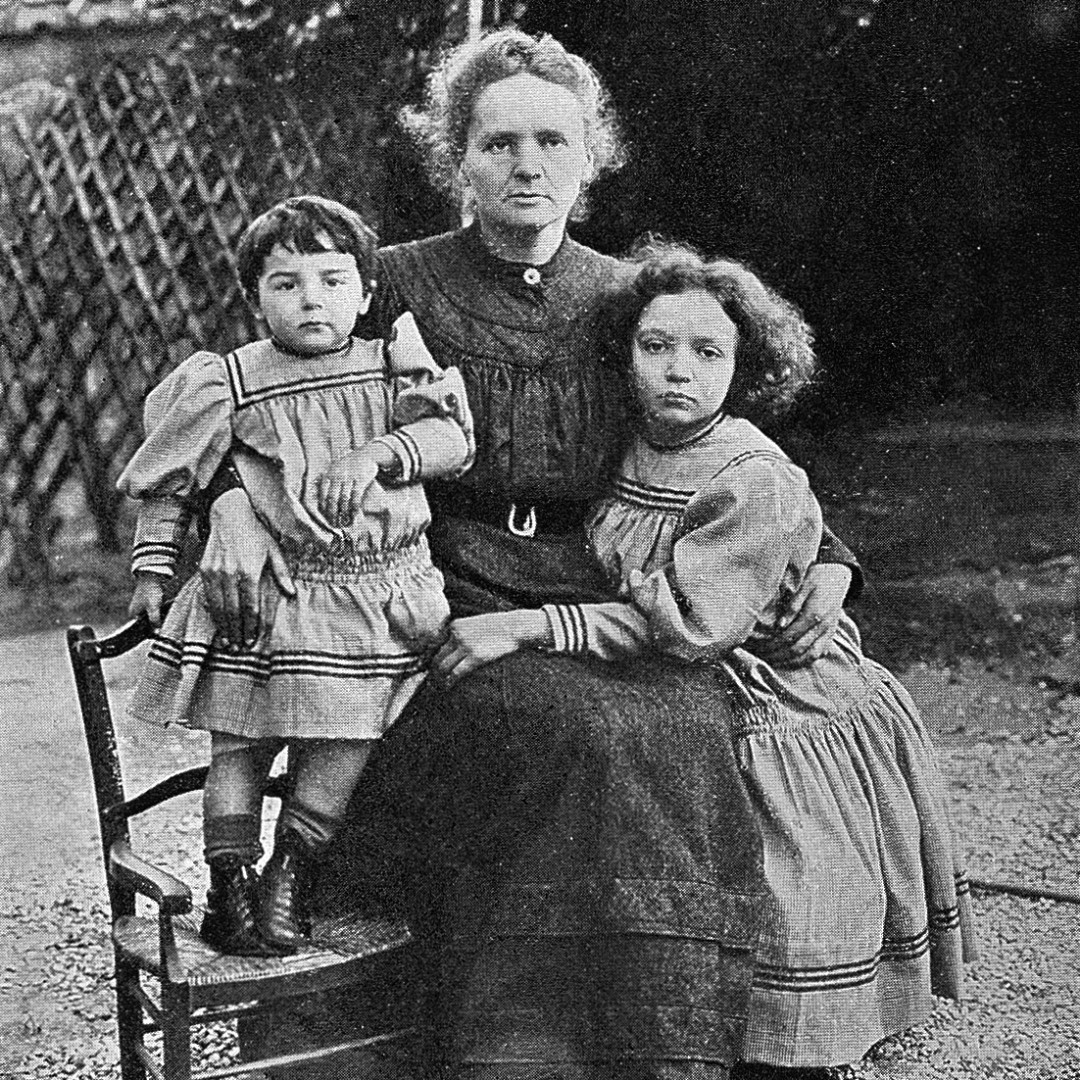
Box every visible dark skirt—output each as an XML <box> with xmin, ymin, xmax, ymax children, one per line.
<box><xmin>317</xmin><ymin>646</ymin><xmax>766</xmax><ymax>1080</ymax></box>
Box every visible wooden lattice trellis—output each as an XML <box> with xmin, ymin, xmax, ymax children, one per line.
<box><xmin>0</xmin><ymin>52</ymin><xmax>382</xmax><ymax>582</ymax></box>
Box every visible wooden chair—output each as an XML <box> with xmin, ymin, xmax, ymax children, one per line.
<box><xmin>68</xmin><ymin>615</ymin><xmax>419</xmax><ymax>1080</ymax></box>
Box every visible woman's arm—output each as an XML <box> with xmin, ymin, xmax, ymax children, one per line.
<box><xmin>198</xmin><ymin>484</ymin><xmax>295</xmax><ymax>649</ymax></box>
<box><xmin>755</xmin><ymin>525</ymin><xmax>860</xmax><ymax>665</ymax></box>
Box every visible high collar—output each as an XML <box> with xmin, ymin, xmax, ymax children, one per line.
<box><xmin>463</xmin><ymin>221</ymin><xmax>573</xmax><ymax>288</ymax></box>
<box><xmin>268</xmin><ymin>336</ymin><xmax>354</xmax><ymax>361</ymax></box>
<box><xmin>642</xmin><ymin>408</ymin><xmax>728</xmax><ymax>452</ymax></box>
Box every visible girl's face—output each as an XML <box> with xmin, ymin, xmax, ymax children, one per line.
<box><xmin>631</xmin><ymin>289</ymin><xmax>738</xmax><ymax>438</ymax></box>
<box><xmin>460</xmin><ymin>73</ymin><xmax>592</xmax><ymax>241</ymax></box>
<box><xmin>252</xmin><ymin>241</ymin><xmax>371</xmax><ymax>355</ymax></box>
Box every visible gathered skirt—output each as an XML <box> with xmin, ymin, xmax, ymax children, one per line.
<box><xmin>733</xmin><ymin>662</ymin><xmax>976</xmax><ymax>1068</ymax></box>
<box><xmin>127</xmin><ymin>539</ymin><xmax>450</xmax><ymax>740</ymax></box>
<box><xmin>319</xmin><ymin>648</ymin><xmax>767</xmax><ymax>1080</ymax></box>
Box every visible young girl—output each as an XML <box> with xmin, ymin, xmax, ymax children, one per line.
<box><xmin>119</xmin><ymin>195</ymin><xmax>473</xmax><ymax>957</ymax></box>
<box><xmin>433</xmin><ymin>242</ymin><xmax>975</xmax><ymax>1076</ymax></box>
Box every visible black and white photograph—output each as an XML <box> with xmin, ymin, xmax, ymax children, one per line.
<box><xmin>0</xmin><ymin>2</ymin><xmax>1077</xmax><ymax>1077</ymax></box>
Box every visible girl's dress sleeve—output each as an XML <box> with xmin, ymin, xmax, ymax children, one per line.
<box><xmin>818</xmin><ymin>524</ymin><xmax>864</xmax><ymax>601</ymax></box>
<box><xmin>116</xmin><ymin>352</ymin><xmax>233</xmax><ymax>577</ymax></box>
<box><xmin>370</xmin><ymin>311</ymin><xmax>475</xmax><ymax>483</ymax></box>
<box><xmin>543</xmin><ymin>455</ymin><xmax>822</xmax><ymax>664</ymax></box>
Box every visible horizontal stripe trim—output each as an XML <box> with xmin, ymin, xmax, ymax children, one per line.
<box><xmin>148</xmin><ymin>646</ymin><xmax>425</xmax><ymax>670</ymax></box>
<box><xmin>549</xmin><ymin>603</ymin><xmax>587</xmax><ymax>653</ymax></box>
<box><xmin>754</xmin><ymin>932</ymin><xmax>931</xmax><ymax>991</ymax></box>
<box><xmin>618</xmin><ymin>476</ymin><xmax>698</xmax><ymax>499</ymax></box>
<box><xmin>612</xmin><ymin>479</ymin><xmax>693</xmax><ymax>512</ymax></box>
<box><xmin>392</xmin><ymin>429</ymin><xmax>422</xmax><ymax>481</ymax></box>
<box><xmin>147</xmin><ymin>639</ymin><xmax>425</xmax><ymax>679</ymax></box>
<box><xmin>226</xmin><ymin>350</ymin><xmax>386</xmax><ymax>409</ymax></box>
<box><xmin>930</xmin><ymin>909</ymin><xmax>961</xmax><ymax>930</ymax></box>
<box><xmin>234</xmin><ymin>371</ymin><xmax>387</xmax><ymax>409</ymax></box>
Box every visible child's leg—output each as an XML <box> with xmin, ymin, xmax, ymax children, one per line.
<box><xmin>201</xmin><ymin>733</ymin><xmax>283</xmax><ymax>955</ymax></box>
<box><xmin>260</xmin><ymin>739</ymin><xmax>373</xmax><ymax>952</ymax></box>
<box><xmin>281</xmin><ymin>738</ymin><xmax>373</xmax><ymax>843</ymax></box>
<box><xmin>203</xmin><ymin>731</ymin><xmax>283</xmax><ymax>859</ymax></box>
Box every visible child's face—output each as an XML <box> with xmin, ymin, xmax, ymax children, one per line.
<box><xmin>252</xmin><ymin>241</ymin><xmax>371</xmax><ymax>355</ymax></box>
<box><xmin>631</xmin><ymin>289</ymin><xmax>738</xmax><ymax>436</ymax></box>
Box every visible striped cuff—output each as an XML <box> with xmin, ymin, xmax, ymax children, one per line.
<box><xmin>373</xmin><ymin>430</ymin><xmax>422</xmax><ymax>484</ymax></box>
<box><xmin>131</xmin><ymin>541</ymin><xmax>179</xmax><ymax>577</ymax></box>
<box><xmin>542</xmin><ymin>603</ymin><xmax>589</xmax><ymax>655</ymax></box>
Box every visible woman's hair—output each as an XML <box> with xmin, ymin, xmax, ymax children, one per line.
<box><xmin>400</xmin><ymin>28</ymin><xmax>627</xmax><ymax>219</ymax></box>
<box><xmin>608</xmin><ymin>240</ymin><xmax>818</xmax><ymax>423</ymax></box>
<box><xmin>236</xmin><ymin>195</ymin><xmax>378</xmax><ymax>300</ymax></box>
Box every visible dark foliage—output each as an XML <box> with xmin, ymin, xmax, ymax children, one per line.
<box><xmin>520</xmin><ymin>0</ymin><xmax>1079</xmax><ymax>422</ymax></box>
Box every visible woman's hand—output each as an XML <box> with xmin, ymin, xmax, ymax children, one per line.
<box><xmin>432</xmin><ymin>610</ymin><xmax>552</xmax><ymax>688</ymax></box>
<box><xmin>128</xmin><ymin>571</ymin><xmax>167</xmax><ymax>627</ymax></box>
<box><xmin>200</xmin><ymin>488</ymin><xmax>295</xmax><ymax>649</ymax></box>
<box><xmin>756</xmin><ymin>563</ymin><xmax>852</xmax><ymax>666</ymax></box>
<box><xmin>316</xmin><ymin>445</ymin><xmax>391</xmax><ymax>528</ymax></box>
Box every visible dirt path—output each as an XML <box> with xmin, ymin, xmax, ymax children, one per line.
<box><xmin>1</xmin><ymin>626</ymin><xmax>1078</xmax><ymax>1078</ymax></box>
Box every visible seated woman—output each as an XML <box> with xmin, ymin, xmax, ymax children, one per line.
<box><xmin>434</xmin><ymin>242</ymin><xmax>976</xmax><ymax>1077</ymax></box>
<box><xmin>200</xmin><ymin>28</ymin><xmax>864</xmax><ymax>1080</ymax></box>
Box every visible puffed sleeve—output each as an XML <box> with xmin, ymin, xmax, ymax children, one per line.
<box><xmin>541</xmin><ymin>456</ymin><xmax>821</xmax><ymax>664</ymax></box>
<box><xmin>116</xmin><ymin>352</ymin><xmax>233</xmax><ymax>576</ymax></box>
<box><xmin>632</xmin><ymin>454</ymin><xmax>823</xmax><ymax>662</ymax></box>
<box><xmin>369</xmin><ymin>311</ymin><xmax>475</xmax><ymax>483</ymax></box>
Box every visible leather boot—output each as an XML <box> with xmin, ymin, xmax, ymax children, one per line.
<box><xmin>258</xmin><ymin>830</ymin><xmax>314</xmax><ymax>955</ymax></box>
<box><xmin>200</xmin><ymin>854</ymin><xmax>270</xmax><ymax>956</ymax></box>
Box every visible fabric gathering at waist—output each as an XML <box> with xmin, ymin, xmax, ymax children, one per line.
<box><xmin>427</xmin><ymin>483</ymin><xmax>590</xmax><ymax>537</ymax></box>
<box><xmin>281</xmin><ymin>536</ymin><xmax>433</xmax><ymax>582</ymax></box>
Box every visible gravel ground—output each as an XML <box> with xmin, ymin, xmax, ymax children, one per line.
<box><xmin>1</xmin><ymin>633</ymin><xmax>1078</xmax><ymax>1080</ymax></box>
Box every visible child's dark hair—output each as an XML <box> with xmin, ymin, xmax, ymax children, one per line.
<box><xmin>236</xmin><ymin>196</ymin><xmax>378</xmax><ymax>300</ymax></box>
<box><xmin>608</xmin><ymin>239</ymin><xmax>818</xmax><ymax>422</ymax></box>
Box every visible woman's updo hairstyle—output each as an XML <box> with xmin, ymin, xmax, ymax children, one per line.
<box><xmin>609</xmin><ymin>239</ymin><xmax>818</xmax><ymax>423</ymax></box>
<box><xmin>401</xmin><ymin>28</ymin><xmax>627</xmax><ymax>220</ymax></box>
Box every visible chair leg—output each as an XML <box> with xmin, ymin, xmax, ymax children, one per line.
<box><xmin>161</xmin><ymin>982</ymin><xmax>193</xmax><ymax>1080</ymax></box>
<box><xmin>115</xmin><ymin>957</ymin><xmax>147</xmax><ymax>1080</ymax></box>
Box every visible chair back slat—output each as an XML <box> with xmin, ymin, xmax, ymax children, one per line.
<box><xmin>67</xmin><ymin>618</ymin><xmax>151</xmax><ymax>918</ymax></box>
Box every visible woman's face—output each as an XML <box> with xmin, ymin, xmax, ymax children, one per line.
<box><xmin>460</xmin><ymin>73</ymin><xmax>592</xmax><ymax>240</ymax></box>
<box><xmin>631</xmin><ymin>290</ymin><xmax>738</xmax><ymax>437</ymax></box>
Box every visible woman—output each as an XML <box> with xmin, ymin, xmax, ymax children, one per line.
<box><xmin>202</xmin><ymin>29</ymin><xmax>859</xmax><ymax>1080</ymax></box>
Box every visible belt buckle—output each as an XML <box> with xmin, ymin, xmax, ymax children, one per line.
<box><xmin>507</xmin><ymin>503</ymin><xmax>537</xmax><ymax>537</ymax></box>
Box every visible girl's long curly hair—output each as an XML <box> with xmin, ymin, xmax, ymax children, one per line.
<box><xmin>606</xmin><ymin>240</ymin><xmax>819</xmax><ymax>425</ymax></box>
<box><xmin>400</xmin><ymin>28</ymin><xmax>627</xmax><ymax>220</ymax></box>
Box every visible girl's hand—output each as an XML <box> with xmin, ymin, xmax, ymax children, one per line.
<box><xmin>200</xmin><ymin>488</ymin><xmax>295</xmax><ymax>649</ymax></box>
<box><xmin>316</xmin><ymin>449</ymin><xmax>381</xmax><ymax>528</ymax></box>
<box><xmin>756</xmin><ymin>563</ymin><xmax>852</xmax><ymax>665</ymax></box>
<box><xmin>128</xmin><ymin>571</ymin><xmax>167</xmax><ymax>627</ymax></box>
<box><xmin>432</xmin><ymin>610</ymin><xmax>552</xmax><ymax>688</ymax></box>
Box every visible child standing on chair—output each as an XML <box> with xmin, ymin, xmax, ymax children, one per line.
<box><xmin>119</xmin><ymin>195</ymin><xmax>473</xmax><ymax>957</ymax></box>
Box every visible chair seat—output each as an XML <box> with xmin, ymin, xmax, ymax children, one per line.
<box><xmin>114</xmin><ymin>907</ymin><xmax>413</xmax><ymax>999</ymax></box>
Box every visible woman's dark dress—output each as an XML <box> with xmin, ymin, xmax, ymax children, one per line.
<box><xmin>316</xmin><ymin>226</ymin><xmax>765</xmax><ymax>1079</ymax></box>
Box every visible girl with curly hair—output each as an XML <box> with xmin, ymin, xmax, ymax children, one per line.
<box><xmin>434</xmin><ymin>241</ymin><xmax>975</xmax><ymax>1076</ymax></box>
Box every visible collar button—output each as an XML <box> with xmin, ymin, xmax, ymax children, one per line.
<box><xmin>523</xmin><ymin>267</ymin><xmax>542</xmax><ymax>286</ymax></box>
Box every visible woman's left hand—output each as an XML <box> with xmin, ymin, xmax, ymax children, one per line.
<box><xmin>432</xmin><ymin>610</ymin><xmax>551</xmax><ymax>687</ymax></box>
<box><xmin>755</xmin><ymin>563</ymin><xmax>852</xmax><ymax>665</ymax></box>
